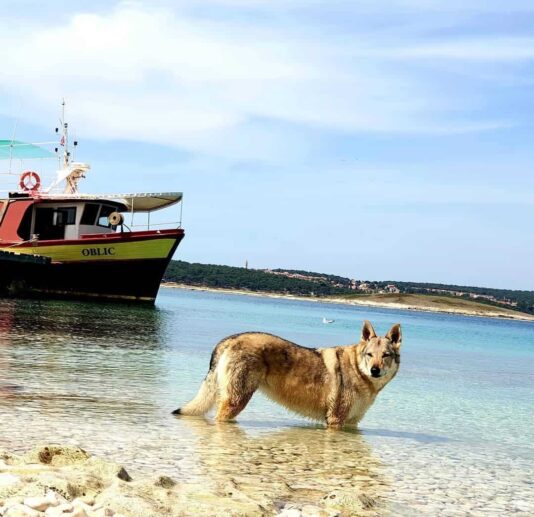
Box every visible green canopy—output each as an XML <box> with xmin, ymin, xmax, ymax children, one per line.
<box><xmin>0</xmin><ymin>140</ymin><xmax>54</xmax><ymax>160</ymax></box>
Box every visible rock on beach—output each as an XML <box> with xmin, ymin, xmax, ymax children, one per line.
<box><xmin>0</xmin><ymin>445</ymin><xmax>170</xmax><ymax>517</ymax></box>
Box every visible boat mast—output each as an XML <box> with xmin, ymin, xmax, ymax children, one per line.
<box><xmin>60</xmin><ymin>99</ymin><xmax>70</xmax><ymax>169</ymax></box>
<box><xmin>57</xmin><ymin>100</ymin><xmax>88</xmax><ymax>195</ymax></box>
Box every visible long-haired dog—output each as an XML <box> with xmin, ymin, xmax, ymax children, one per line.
<box><xmin>173</xmin><ymin>320</ymin><xmax>401</xmax><ymax>429</ymax></box>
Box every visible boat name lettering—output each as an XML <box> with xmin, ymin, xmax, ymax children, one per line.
<box><xmin>81</xmin><ymin>247</ymin><xmax>116</xmax><ymax>257</ymax></box>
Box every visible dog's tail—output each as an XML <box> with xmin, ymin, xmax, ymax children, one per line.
<box><xmin>172</xmin><ymin>346</ymin><xmax>223</xmax><ymax>416</ymax></box>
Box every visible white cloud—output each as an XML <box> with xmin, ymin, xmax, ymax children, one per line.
<box><xmin>168</xmin><ymin>0</ymin><xmax>534</xmax><ymax>12</ymax></box>
<box><xmin>0</xmin><ymin>2</ymin><xmax>518</xmax><ymax>161</ymax></box>
<box><xmin>385</xmin><ymin>37</ymin><xmax>534</xmax><ymax>62</ymax></box>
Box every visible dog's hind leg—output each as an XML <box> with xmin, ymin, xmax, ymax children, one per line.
<box><xmin>215</xmin><ymin>358</ymin><xmax>261</xmax><ymax>422</ymax></box>
<box><xmin>215</xmin><ymin>390</ymin><xmax>255</xmax><ymax>421</ymax></box>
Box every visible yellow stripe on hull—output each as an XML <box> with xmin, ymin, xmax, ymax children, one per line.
<box><xmin>0</xmin><ymin>238</ymin><xmax>177</xmax><ymax>262</ymax></box>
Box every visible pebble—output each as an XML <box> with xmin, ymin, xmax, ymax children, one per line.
<box><xmin>68</xmin><ymin>508</ymin><xmax>88</xmax><ymax>517</ymax></box>
<box><xmin>277</xmin><ymin>509</ymin><xmax>301</xmax><ymax>517</ymax></box>
<box><xmin>72</xmin><ymin>499</ymin><xmax>94</xmax><ymax>513</ymax></box>
<box><xmin>24</xmin><ymin>493</ymin><xmax>59</xmax><ymax>512</ymax></box>
<box><xmin>44</xmin><ymin>503</ymin><xmax>74</xmax><ymax>516</ymax></box>
<box><xmin>0</xmin><ymin>475</ymin><xmax>20</xmax><ymax>488</ymax></box>
<box><xmin>89</xmin><ymin>508</ymin><xmax>114</xmax><ymax>517</ymax></box>
<box><xmin>3</xmin><ymin>504</ymin><xmax>41</xmax><ymax>517</ymax></box>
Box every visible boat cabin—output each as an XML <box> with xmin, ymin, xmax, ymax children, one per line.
<box><xmin>21</xmin><ymin>200</ymin><xmax>123</xmax><ymax>241</ymax></box>
<box><xmin>0</xmin><ymin>192</ymin><xmax>182</xmax><ymax>244</ymax></box>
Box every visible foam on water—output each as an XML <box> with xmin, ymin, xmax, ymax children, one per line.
<box><xmin>0</xmin><ymin>288</ymin><xmax>532</xmax><ymax>515</ymax></box>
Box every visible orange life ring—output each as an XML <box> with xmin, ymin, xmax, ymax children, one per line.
<box><xmin>19</xmin><ymin>171</ymin><xmax>41</xmax><ymax>192</ymax></box>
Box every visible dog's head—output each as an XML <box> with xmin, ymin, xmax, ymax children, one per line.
<box><xmin>358</xmin><ymin>320</ymin><xmax>401</xmax><ymax>381</ymax></box>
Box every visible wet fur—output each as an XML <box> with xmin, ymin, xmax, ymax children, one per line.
<box><xmin>173</xmin><ymin>321</ymin><xmax>401</xmax><ymax>429</ymax></box>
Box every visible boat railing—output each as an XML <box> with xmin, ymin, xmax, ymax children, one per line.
<box><xmin>124</xmin><ymin>199</ymin><xmax>183</xmax><ymax>232</ymax></box>
<box><xmin>128</xmin><ymin>221</ymin><xmax>183</xmax><ymax>230</ymax></box>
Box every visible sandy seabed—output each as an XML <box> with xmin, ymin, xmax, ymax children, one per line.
<box><xmin>0</xmin><ymin>443</ymin><xmax>384</xmax><ymax>517</ymax></box>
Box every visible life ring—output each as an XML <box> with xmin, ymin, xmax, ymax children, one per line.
<box><xmin>19</xmin><ymin>171</ymin><xmax>41</xmax><ymax>192</ymax></box>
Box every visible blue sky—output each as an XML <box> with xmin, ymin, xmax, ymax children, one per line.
<box><xmin>0</xmin><ymin>0</ymin><xmax>533</xmax><ymax>289</ymax></box>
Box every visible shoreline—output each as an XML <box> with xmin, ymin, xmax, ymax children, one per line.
<box><xmin>0</xmin><ymin>444</ymin><xmax>377</xmax><ymax>516</ymax></box>
<box><xmin>161</xmin><ymin>283</ymin><xmax>534</xmax><ymax>322</ymax></box>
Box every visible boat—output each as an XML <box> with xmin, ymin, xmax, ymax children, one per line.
<box><xmin>322</xmin><ymin>317</ymin><xmax>335</xmax><ymax>324</ymax></box>
<box><xmin>0</xmin><ymin>103</ymin><xmax>184</xmax><ymax>303</ymax></box>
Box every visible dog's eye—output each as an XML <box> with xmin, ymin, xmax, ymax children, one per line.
<box><xmin>366</xmin><ymin>353</ymin><xmax>373</xmax><ymax>357</ymax></box>
<box><xmin>383</xmin><ymin>353</ymin><xmax>391</xmax><ymax>358</ymax></box>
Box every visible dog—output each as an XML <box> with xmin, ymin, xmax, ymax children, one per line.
<box><xmin>173</xmin><ymin>320</ymin><xmax>401</xmax><ymax>429</ymax></box>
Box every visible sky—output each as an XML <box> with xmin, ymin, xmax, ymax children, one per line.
<box><xmin>0</xmin><ymin>0</ymin><xmax>533</xmax><ymax>290</ymax></box>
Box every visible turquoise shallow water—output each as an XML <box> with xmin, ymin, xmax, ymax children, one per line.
<box><xmin>0</xmin><ymin>287</ymin><xmax>533</xmax><ymax>515</ymax></box>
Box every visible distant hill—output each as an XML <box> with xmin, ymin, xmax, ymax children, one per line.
<box><xmin>163</xmin><ymin>260</ymin><xmax>534</xmax><ymax>315</ymax></box>
<box><xmin>332</xmin><ymin>293</ymin><xmax>534</xmax><ymax>321</ymax></box>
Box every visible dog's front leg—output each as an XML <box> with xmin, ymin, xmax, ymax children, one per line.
<box><xmin>325</xmin><ymin>398</ymin><xmax>351</xmax><ymax>430</ymax></box>
<box><xmin>325</xmin><ymin>413</ymin><xmax>348</xmax><ymax>430</ymax></box>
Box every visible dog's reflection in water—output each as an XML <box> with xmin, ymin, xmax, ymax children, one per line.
<box><xmin>178</xmin><ymin>417</ymin><xmax>388</xmax><ymax>512</ymax></box>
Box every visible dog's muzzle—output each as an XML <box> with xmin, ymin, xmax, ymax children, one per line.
<box><xmin>370</xmin><ymin>366</ymin><xmax>381</xmax><ymax>378</ymax></box>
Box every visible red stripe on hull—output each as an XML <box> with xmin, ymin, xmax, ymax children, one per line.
<box><xmin>2</xmin><ymin>228</ymin><xmax>184</xmax><ymax>248</ymax></box>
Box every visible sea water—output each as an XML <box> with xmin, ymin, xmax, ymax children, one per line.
<box><xmin>0</xmin><ymin>288</ymin><xmax>532</xmax><ymax>515</ymax></box>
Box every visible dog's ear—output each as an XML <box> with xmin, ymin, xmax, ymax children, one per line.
<box><xmin>386</xmin><ymin>323</ymin><xmax>402</xmax><ymax>350</ymax></box>
<box><xmin>361</xmin><ymin>320</ymin><xmax>377</xmax><ymax>341</ymax></box>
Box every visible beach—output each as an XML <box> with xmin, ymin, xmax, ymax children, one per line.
<box><xmin>161</xmin><ymin>283</ymin><xmax>534</xmax><ymax>322</ymax></box>
<box><xmin>0</xmin><ymin>438</ymin><xmax>382</xmax><ymax>517</ymax></box>
<box><xmin>0</xmin><ymin>289</ymin><xmax>532</xmax><ymax>516</ymax></box>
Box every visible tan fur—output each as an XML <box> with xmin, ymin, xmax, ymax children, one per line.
<box><xmin>173</xmin><ymin>320</ymin><xmax>402</xmax><ymax>429</ymax></box>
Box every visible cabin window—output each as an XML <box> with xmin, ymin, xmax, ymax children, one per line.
<box><xmin>34</xmin><ymin>208</ymin><xmax>63</xmax><ymax>240</ymax></box>
<box><xmin>33</xmin><ymin>206</ymin><xmax>77</xmax><ymax>241</ymax></box>
<box><xmin>55</xmin><ymin>207</ymin><xmax>77</xmax><ymax>226</ymax></box>
<box><xmin>81</xmin><ymin>203</ymin><xmax>100</xmax><ymax>225</ymax></box>
<box><xmin>97</xmin><ymin>205</ymin><xmax>116</xmax><ymax>228</ymax></box>
<box><xmin>17</xmin><ymin>205</ymin><xmax>33</xmax><ymax>241</ymax></box>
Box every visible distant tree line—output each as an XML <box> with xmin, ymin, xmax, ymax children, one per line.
<box><xmin>164</xmin><ymin>261</ymin><xmax>346</xmax><ymax>296</ymax></box>
<box><xmin>163</xmin><ymin>261</ymin><xmax>534</xmax><ymax>314</ymax></box>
